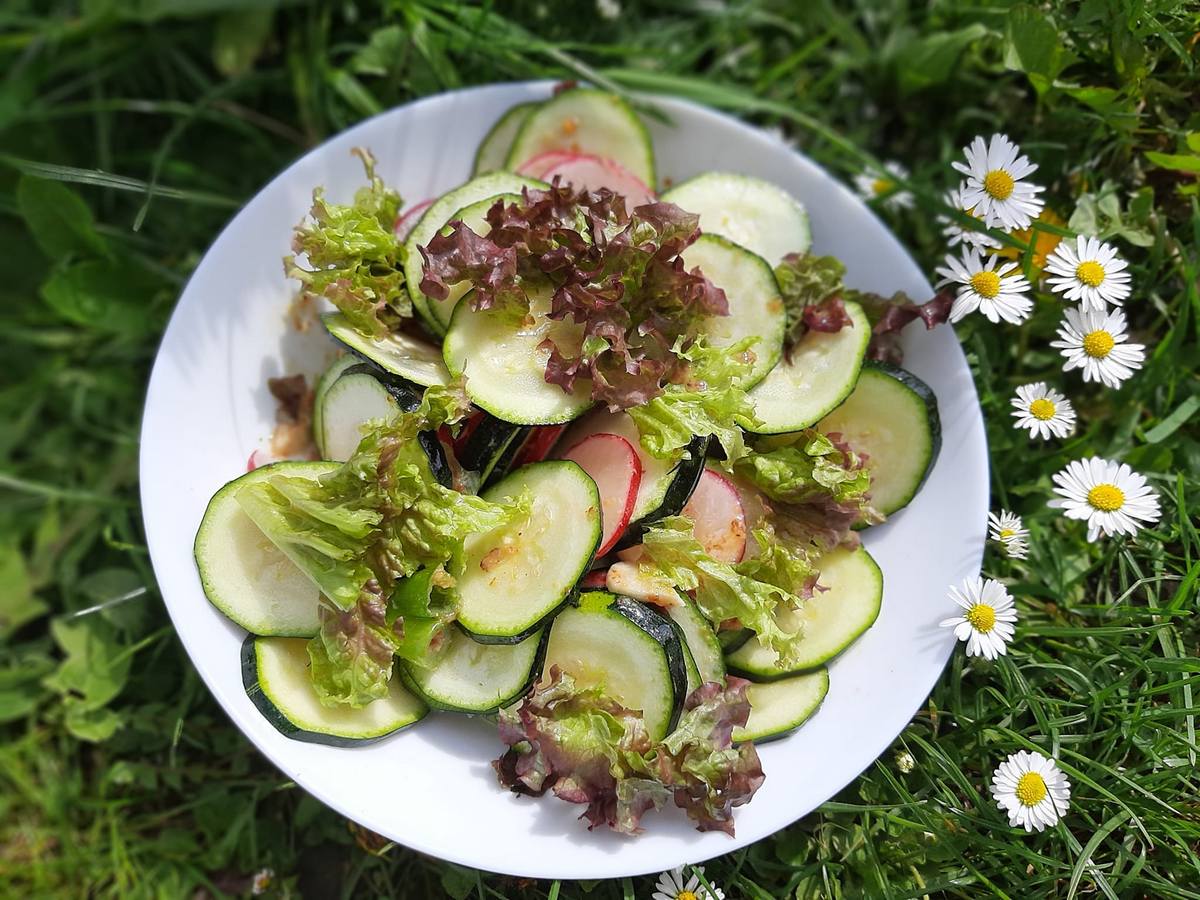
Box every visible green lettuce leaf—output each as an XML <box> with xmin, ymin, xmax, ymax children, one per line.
<box><xmin>284</xmin><ymin>147</ymin><xmax>407</xmax><ymax>338</ymax></box>
<box><xmin>496</xmin><ymin>668</ymin><xmax>764</xmax><ymax>834</ymax></box>
<box><xmin>638</xmin><ymin>517</ymin><xmax>812</xmax><ymax>664</ymax></box>
<box><xmin>627</xmin><ymin>337</ymin><xmax>762</xmax><ymax>463</ymax></box>
<box><xmin>308</xmin><ymin>590</ymin><xmax>400</xmax><ymax>707</ymax></box>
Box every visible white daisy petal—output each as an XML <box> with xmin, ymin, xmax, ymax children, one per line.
<box><xmin>854</xmin><ymin>160</ymin><xmax>913</xmax><ymax>210</ymax></box>
<box><xmin>1010</xmin><ymin>382</ymin><xmax>1076</xmax><ymax>441</ymax></box>
<box><xmin>1048</xmin><ymin>456</ymin><xmax>1160</xmax><ymax>543</ymax></box>
<box><xmin>938</xmin><ymin>247</ymin><xmax>1033</xmax><ymax>325</ymax></box>
<box><xmin>1050</xmin><ymin>305</ymin><xmax>1146</xmax><ymax>388</ymax></box>
<box><xmin>991</xmin><ymin>750</ymin><xmax>1071</xmax><ymax>833</ymax></box>
<box><xmin>1043</xmin><ymin>235</ymin><xmax>1133</xmax><ymax>311</ymax></box>
<box><xmin>987</xmin><ymin>509</ymin><xmax>1029</xmax><ymax>559</ymax></box>
<box><xmin>939</xmin><ymin>576</ymin><xmax>1017</xmax><ymax>655</ymax></box>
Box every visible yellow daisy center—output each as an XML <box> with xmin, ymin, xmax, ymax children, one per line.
<box><xmin>999</xmin><ymin>528</ymin><xmax>1016</xmax><ymax>539</ymax></box>
<box><xmin>965</xmin><ymin>603</ymin><xmax>996</xmax><ymax>633</ymax></box>
<box><xmin>872</xmin><ymin>178</ymin><xmax>893</xmax><ymax>196</ymax></box>
<box><xmin>983</xmin><ymin>169</ymin><xmax>1015</xmax><ymax>201</ymax></box>
<box><xmin>1029</xmin><ymin>398</ymin><xmax>1056</xmax><ymax>421</ymax></box>
<box><xmin>1081</xmin><ymin>330</ymin><xmax>1115</xmax><ymax>358</ymax></box>
<box><xmin>969</xmin><ymin>270</ymin><xmax>1001</xmax><ymax>299</ymax></box>
<box><xmin>678</xmin><ymin>893</ymin><xmax>698</xmax><ymax>900</ymax></box>
<box><xmin>1075</xmin><ymin>260</ymin><xmax>1106</xmax><ymax>287</ymax></box>
<box><xmin>1015</xmin><ymin>772</ymin><xmax>1048</xmax><ymax>807</ymax></box>
<box><xmin>1087</xmin><ymin>483</ymin><xmax>1125</xmax><ymax>512</ymax></box>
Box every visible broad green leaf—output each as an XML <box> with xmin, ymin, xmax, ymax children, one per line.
<box><xmin>0</xmin><ymin>542</ymin><xmax>45</xmax><ymax>638</ymax></box>
<box><xmin>44</xmin><ymin>616</ymin><xmax>132</xmax><ymax>710</ymax></box>
<box><xmin>39</xmin><ymin>259</ymin><xmax>160</xmax><ymax>333</ymax></box>
<box><xmin>16</xmin><ymin>175</ymin><xmax>110</xmax><ymax>260</ymax></box>
<box><xmin>212</xmin><ymin>7</ymin><xmax>274</xmax><ymax>77</ymax></box>
<box><xmin>352</xmin><ymin>24</ymin><xmax>407</xmax><ymax>76</ymax></box>
<box><xmin>1003</xmin><ymin>5</ymin><xmax>1074</xmax><ymax>94</ymax></box>
<box><xmin>63</xmin><ymin>699</ymin><xmax>123</xmax><ymax>742</ymax></box>
<box><xmin>1144</xmin><ymin>151</ymin><xmax>1200</xmax><ymax>174</ymax></box>
<box><xmin>895</xmin><ymin>24</ymin><xmax>987</xmax><ymax>94</ymax></box>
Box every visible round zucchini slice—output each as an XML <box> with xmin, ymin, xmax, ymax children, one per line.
<box><xmin>725</xmin><ymin>547</ymin><xmax>882</xmax><ymax>680</ymax></box>
<box><xmin>747</xmin><ymin>299</ymin><xmax>870</xmax><ymax>434</ymax></box>
<box><xmin>457</xmin><ymin>461</ymin><xmax>601</xmax><ymax>642</ymax></box>
<box><xmin>194</xmin><ymin>462</ymin><xmax>338</xmax><ymax>637</ymax></box>
<box><xmin>473</xmin><ymin>101</ymin><xmax>540</xmax><ymax>175</ymax></box>
<box><xmin>242</xmin><ymin>636</ymin><xmax>426</xmax><ymax>746</ymax></box>
<box><xmin>733</xmin><ymin>667</ymin><xmax>829</xmax><ymax>743</ymax></box>
<box><xmin>321</xmin><ymin>312</ymin><xmax>450</xmax><ymax>388</ymax></box>
<box><xmin>817</xmin><ymin>362</ymin><xmax>941</xmax><ymax>517</ymax></box>
<box><xmin>311</xmin><ymin>354</ymin><xmax>359</xmax><ymax>452</ymax></box>
<box><xmin>542</xmin><ymin>592</ymin><xmax>688</xmax><ymax>740</ymax></box>
<box><xmin>399</xmin><ymin>625</ymin><xmax>545</xmax><ymax>714</ymax></box>
<box><xmin>661</xmin><ymin>172</ymin><xmax>810</xmax><ymax>265</ymax></box>
<box><xmin>681</xmin><ymin>234</ymin><xmax>785</xmax><ymax>389</ymax></box>
<box><xmin>665</xmin><ymin>596</ymin><xmax>726</xmax><ymax>686</ymax></box>
<box><xmin>505</xmin><ymin>87</ymin><xmax>655</xmax><ymax>187</ymax></box>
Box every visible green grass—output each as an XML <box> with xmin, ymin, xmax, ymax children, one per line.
<box><xmin>1</xmin><ymin>1</ymin><xmax>1198</xmax><ymax>897</ymax></box>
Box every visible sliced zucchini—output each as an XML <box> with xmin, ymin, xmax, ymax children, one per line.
<box><xmin>194</xmin><ymin>462</ymin><xmax>337</xmax><ymax>637</ymax></box>
<box><xmin>661</xmin><ymin>172</ymin><xmax>810</xmax><ymax>265</ymax></box>
<box><xmin>681</xmin><ymin>235</ymin><xmax>785</xmax><ymax>388</ymax></box>
<box><xmin>311</xmin><ymin>354</ymin><xmax>358</xmax><ymax>453</ymax></box>
<box><xmin>543</xmin><ymin>592</ymin><xmax>687</xmax><ymax>740</ymax></box>
<box><xmin>558</xmin><ymin>408</ymin><xmax>706</xmax><ymax>525</ymax></box>
<box><xmin>455</xmin><ymin>412</ymin><xmax>531</xmax><ymax>487</ymax></box>
<box><xmin>443</xmin><ymin>283</ymin><xmax>593</xmax><ymax>425</ymax></box>
<box><xmin>316</xmin><ymin>363</ymin><xmax>452</xmax><ymax>485</ymax></box>
<box><xmin>399</xmin><ymin>625</ymin><xmax>545</xmax><ymax>713</ymax></box>
<box><xmin>404</xmin><ymin>172</ymin><xmax>544</xmax><ymax>334</ymax></box>
<box><xmin>322</xmin><ymin>313</ymin><xmax>450</xmax><ymax>387</ymax></box>
<box><xmin>457</xmin><ymin>461</ymin><xmax>601</xmax><ymax>642</ymax></box>
<box><xmin>817</xmin><ymin>362</ymin><xmax>940</xmax><ymax>516</ymax></box>
<box><xmin>747</xmin><ymin>299</ymin><xmax>870</xmax><ymax>435</ymax></box>
<box><xmin>666</xmin><ymin>597</ymin><xmax>725</xmax><ymax>685</ymax></box>
<box><xmin>505</xmin><ymin>87</ymin><xmax>655</xmax><ymax>187</ymax></box>
<box><xmin>717</xmin><ymin>627</ymin><xmax>753</xmax><ymax>654</ymax></box>
<box><xmin>473</xmin><ymin>101</ymin><xmax>540</xmax><ymax>175</ymax></box>
<box><xmin>679</xmin><ymin>637</ymin><xmax>702</xmax><ymax>697</ymax></box>
<box><xmin>242</xmin><ymin>636</ymin><xmax>426</xmax><ymax>745</ymax></box>
<box><xmin>725</xmin><ymin>547</ymin><xmax>883</xmax><ymax>679</ymax></box>
<box><xmin>733</xmin><ymin>668</ymin><xmax>829</xmax><ymax>743</ymax></box>
<box><xmin>425</xmin><ymin>192</ymin><xmax>523</xmax><ymax>332</ymax></box>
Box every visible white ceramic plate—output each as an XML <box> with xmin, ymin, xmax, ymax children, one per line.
<box><xmin>140</xmin><ymin>81</ymin><xmax>987</xmax><ymax>880</ymax></box>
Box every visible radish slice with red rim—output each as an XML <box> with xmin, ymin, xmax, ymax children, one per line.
<box><xmin>682</xmin><ymin>467</ymin><xmax>747</xmax><ymax>563</ymax></box>
<box><xmin>560</xmin><ymin>433</ymin><xmax>642</xmax><ymax>557</ymax></box>
<box><xmin>512</xmin><ymin>424</ymin><xmax>567</xmax><ymax>468</ymax></box>
<box><xmin>580</xmin><ymin>569</ymin><xmax>609</xmax><ymax>590</ymax></box>
<box><xmin>539</xmin><ymin>154</ymin><xmax>656</xmax><ymax>206</ymax></box>
<box><xmin>515</xmin><ymin>150</ymin><xmax>578</xmax><ymax>179</ymax></box>
<box><xmin>394</xmin><ymin>198</ymin><xmax>433</xmax><ymax>240</ymax></box>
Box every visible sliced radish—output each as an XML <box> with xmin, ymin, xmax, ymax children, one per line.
<box><xmin>561</xmin><ymin>433</ymin><xmax>642</xmax><ymax>557</ymax></box>
<box><xmin>246</xmin><ymin>449</ymin><xmax>271</xmax><ymax>472</ymax></box>
<box><xmin>606</xmin><ymin>561</ymin><xmax>680</xmax><ymax>608</ymax></box>
<box><xmin>540</xmin><ymin>154</ymin><xmax>656</xmax><ymax>207</ymax></box>
<box><xmin>394</xmin><ymin>198</ymin><xmax>433</xmax><ymax>240</ymax></box>
<box><xmin>681</xmin><ymin>467</ymin><xmax>747</xmax><ymax>563</ymax></box>
<box><xmin>581</xmin><ymin>569</ymin><xmax>609</xmax><ymax>590</ymax></box>
<box><xmin>450</xmin><ymin>409</ymin><xmax>488</xmax><ymax>458</ymax></box>
<box><xmin>515</xmin><ymin>150</ymin><xmax>578</xmax><ymax>179</ymax></box>
<box><xmin>512</xmin><ymin>424</ymin><xmax>567</xmax><ymax>468</ymax></box>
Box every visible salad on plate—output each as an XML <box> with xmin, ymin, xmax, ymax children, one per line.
<box><xmin>193</xmin><ymin>85</ymin><xmax>948</xmax><ymax>836</ymax></box>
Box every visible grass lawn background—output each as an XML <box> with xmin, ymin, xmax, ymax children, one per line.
<box><xmin>1</xmin><ymin>1</ymin><xmax>1197</xmax><ymax>897</ymax></box>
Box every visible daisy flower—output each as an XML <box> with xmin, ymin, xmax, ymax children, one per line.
<box><xmin>939</xmin><ymin>576</ymin><xmax>1018</xmax><ymax>660</ymax></box>
<box><xmin>854</xmin><ymin>161</ymin><xmax>914</xmax><ymax>209</ymax></box>
<box><xmin>987</xmin><ymin>510</ymin><xmax>1029</xmax><ymax>559</ymax></box>
<box><xmin>991</xmin><ymin>750</ymin><xmax>1071</xmax><ymax>832</ymax></box>
<box><xmin>936</xmin><ymin>247</ymin><xmax>1033</xmax><ymax>324</ymax></box>
<box><xmin>1048</xmin><ymin>456</ymin><xmax>1161</xmax><ymax>542</ymax></box>
<box><xmin>1011</xmin><ymin>382</ymin><xmax>1076</xmax><ymax>440</ymax></box>
<box><xmin>1044</xmin><ymin>235</ymin><xmax>1132</xmax><ymax>311</ymax></box>
<box><xmin>952</xmin><ymin>134</ymin><xmax>1045</xmax><ymax>231</ymax></box>
<box><xmin>652</xmin><ymin>866</ymin><xmax>725</xmax><ymax>900</ymax></box>
<box><xmin>1050</xmin><ymin>306</ymin><xmax>1145</xmax><ymax>388</ymax></box>
<box><xmin>938</xmin><ymin>182</ymin><xmax>1001</xmax><ymax>250</ymax></box>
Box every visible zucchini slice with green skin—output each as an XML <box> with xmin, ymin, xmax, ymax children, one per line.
<box><xmin>242</xmin><ymin>636</ymin><xmax>426</xmax><ymax>746</ymax></box>
<box><xmin>399</xmin><ymin>625</ymin><xmax>546</xmax><ymax>714</ymax></box>
<box><xmin>733</xmin><ymin>667</ymin><xmax>829</xmax><ymax>743</ymax></box>
<box><xmin>558</xmin><ymin>409</ymin><xmax>705</xmax><ymax>526</ymax></box>
<box><xmin>473</xmin><ymin>101</ymin><xmax>540</xmax><ymax>175</ymax></box>
<box><xmin>717</xmin><ymin>627</ymin><xmax>753</xmax><ymax>654</ymax></box>
<box><xmin>543</xmin><ymin>592</ymin><xmax>687</xmax><ymax>740</ymax></box>
<box><xmin>818</xmin><ymin>362</ymin><xmax>941</xmax><ymax>517</ymax></box>
<box><xmin>321</xmin><ymin>313</ymin><xmax>450</xmax><ymax>388</ymax></box>
<box><xmin>457</xmin><ymin>461</ymin><xmax>601</xmax><ymax>642</ymax></box>
<box><xmin>725</xmin><ymin>547</ymin><xmax>883</xmax><ymax>680</ymax></box>
<box><xmin>316</xmin><ymin>363</ymin><xmax>452</xmax><ymax>486</ymax></box>
<box><xmin>404</xmin><ymin>172</ymin><xmax>545</xmax><ymax>334</ymax></box>
<box><xmin>665</xmin><ymin>596</ymin><xmax>726</xmax><ymax>685</ymax></box>
<box><xmin>455</xmin><ymin>413</ymin><xmax>531</xmax><ymax>488</ymax></box>
<box><xmin>679</xmin><ymin>636</ymin><xmax>702</xmax><ymax>697</ymax></box>
<box><xmin>443</xmin><ymin>283</ymin><xmax>594</xmax><ymax>426</ymax></box>
<box><xmin>505</xmin><ymin>87</ymin><xmax>655</xmax><ymax>188</ymax></box>
<box><xmin>681</xmin><ymin>234</ymin><xmax>785</xmax><ymax>389</ymax></box>
<box><xmin>424</xmin><ymin>192</ymin><xmax>523</xmax><ymax>332</ymax></box>
<box><xmin>194</xmin><ymin>462</ymin><xmax>337</xmax><ymax>637</ymax></box>
<box><xmin>661</xmin><ymin>172</ymin><xmax>810</xmax><ymax>265</ymax></box>
<box><xmin>311</xmin><ymin>355</ymin><xmax>358</xmax><ymax>452</ymax></box>
<box><xmin>747</xmin><ymin>299</ymin><xmax>870</xmax><ymax>434</ymax></box>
